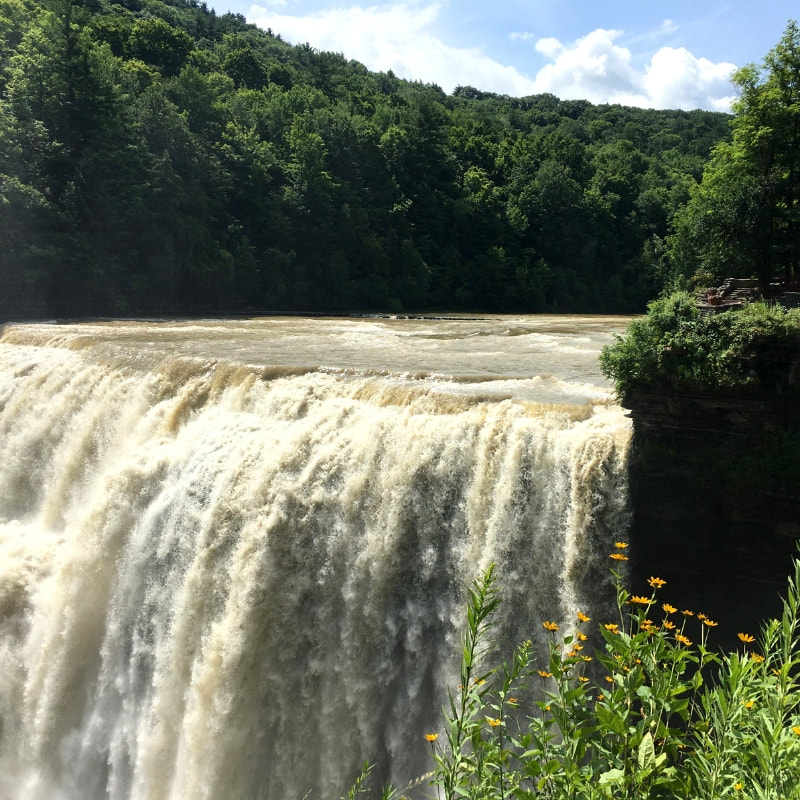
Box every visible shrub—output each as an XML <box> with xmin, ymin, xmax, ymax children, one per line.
<box><xmin>599</xmin><ymin>293</ymin><xmax>800</xmax><ymax>401</ymax></box>
<box><xmin>348</xmin><ymin>545</ymin><xmax>800</xmax><ymax>799</ymax></box>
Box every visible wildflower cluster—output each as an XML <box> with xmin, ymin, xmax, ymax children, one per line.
<box><xmin>346</xmin><ymin>545</ymin><xmax>800</xmax><ymax>800</ymax></box>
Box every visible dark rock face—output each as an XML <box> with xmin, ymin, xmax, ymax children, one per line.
<box><xmin>625</xmin><ymin>390</ymin><xmax>800</xmax><ymax>649</ymax></box>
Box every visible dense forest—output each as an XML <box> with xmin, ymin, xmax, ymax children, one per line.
<box><xmin>670</xmin><ymin>21</ymin><xmax>800</xmax><ymax>297</ymax></box>
<box><xmin>0</xmin><ymin>0</ymin><xmax>735</xmax><ymax>317</ymax></box>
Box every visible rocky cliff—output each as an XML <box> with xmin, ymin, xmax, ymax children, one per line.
<box><xmin>626</xmin><ymin>388</ymin><xmax>800</xmax><ymax>649</ymax></box>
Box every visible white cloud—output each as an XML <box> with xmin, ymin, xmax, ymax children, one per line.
<box><xmin>644</xmin><ymin>47</ymin><xmax>736</xmax><ymax>111</ymax></box>
<box><xmin>247</xmin><ymin>2</ymin><xmax>537</xmax><ymax>95</ymax></box>
<box><xmin>244</xmin><ymin>4</ymin><xmax>736</xmax><ymax>110</ymax></box>
<box><xmin>532</xmin><ymin>29</ymin><xmax>641</xmax><ymax>102</ymax></box>
<box><xmin>509</xmin><ymin>31</ymin><xmax>536</xmax><ymax>42</ymax></box>
<box><xmin>660</xmin><ymin>18</ymin><xmax>678</xmax><ymax>35</ymax></box>
<box><xmin>534</xmin><ymin>37</ymin><xmax>563</xmax><ymax>59</ymax></box>
<box><xmin>622</xmin><ymin>18</ymin><xmax>678</xmax><ymax>48</ymax></box>
<box><xmin>531</xmin><ymin>28</ymin><xmax>736</xmax><ymax>111</ymax></box>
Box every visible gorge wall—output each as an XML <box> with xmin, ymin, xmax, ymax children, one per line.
<box><xmin>626</xmin><ymin>387</ymin><xmax>800</xmax><ymax>646</ymax></box>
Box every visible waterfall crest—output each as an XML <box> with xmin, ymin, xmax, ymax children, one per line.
<box><xmin>0</xmin><ymin>322</ymin><xmax>631</xmax><ymax>799</ymax></box>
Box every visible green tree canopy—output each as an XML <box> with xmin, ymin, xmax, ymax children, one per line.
<box><xmin>0</xmin><ymin>0</ymin><xmax>737</xmax><ymax>318</ymax></box>
<box><xmin>669</xmin><ymin>20</ymin><xmax>800</xmax><ymax>294</ymax></box>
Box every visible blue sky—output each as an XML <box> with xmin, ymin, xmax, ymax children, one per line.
<box><xmin>211</xmin><ymin>1</ymin><xmax>798</xmax><ymax>111</ymax></box>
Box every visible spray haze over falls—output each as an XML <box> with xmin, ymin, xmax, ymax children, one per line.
<box><xmin>0</xmin><ymin>316</ymin><xmax>632</xmax><ymax>799</ymax></box>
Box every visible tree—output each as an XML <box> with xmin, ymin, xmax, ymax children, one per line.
<box><xmin>764</xmin><ymin>20</ymin><xmax>800</xmax><ymax>283</ymax></box>
<box><xmin>0</xmin><ymin>0</ymin><xmax>30</xmax><ymax>93</ymax></box>
<box><xmin>669</xmin><ymin>20</ymin><xmax>800</xmax><ymax>294</ymax></box>
<box><xmin>0</xmin><ymin>0</ymin><xmax>734</xmax><ymax>317</ymax></box>
<box><xmin>128</xmin><ymin>17</ymin><xmax>193</xmax><ymax>77</ymax></box>
<box><xmin>0</xmin><ymin>0</ymin><xmax>133</xmax><ymax>313</ymax></box>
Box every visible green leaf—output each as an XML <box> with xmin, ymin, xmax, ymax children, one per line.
<box><xmin>596</xmin><ymin>703</ymin><xmax>627</xmax><ymax>736</ymax></box>
<box><xmin>638</xmin><ymin>731</ymin><xmax>656</xmax><ymax>772</ymax></box>
<box><xmin>598</xmin><ymin>768</ymin><xmax>625</xmax><ymax>785</ymax></box>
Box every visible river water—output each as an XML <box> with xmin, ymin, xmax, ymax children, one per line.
<box><xmin>0</xmin><ymin>315</ymin><xmax>632</xmax><ymax>799</ymax></box>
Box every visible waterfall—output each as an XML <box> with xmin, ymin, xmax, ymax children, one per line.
<box><xmin>0</xmin><ymin>322</ymin><xmax>631</xmax><ymax>799</ymax></box>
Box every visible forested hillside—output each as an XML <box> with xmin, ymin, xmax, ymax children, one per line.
<box><xmin>0</xmin><ymin>0</ymin><xmax>731</xmax><ymax>317</ymax></box>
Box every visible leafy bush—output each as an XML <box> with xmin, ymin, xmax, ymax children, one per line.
<box><xmin>599</xmin><ymin>293</ymin><xmax>800</xmax><ymax>401</ymax></box>
<box><xmin>347</xmin><ymin>546</ymin><xmax>800</xmax><ymax>799</ymax></box>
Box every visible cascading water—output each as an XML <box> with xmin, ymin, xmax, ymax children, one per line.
<box><xmin>0</xmin><ymin>317</ymin><xmax>632</xmax><ymax>799</ymax></box>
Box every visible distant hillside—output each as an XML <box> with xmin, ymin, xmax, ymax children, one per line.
<box><xmin>0</xmin><ymin>0</ymin><xmax>731</xmax><ymax>317</ymax></box>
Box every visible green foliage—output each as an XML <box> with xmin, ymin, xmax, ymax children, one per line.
<box><xmin>599</xmin><ymin>293</ymin><xmax>800</xmax><ymax>400</ymax></box>
<box><xmin>436</xmin><ymin>565</ymin><xmax>504</xmax><ymax>799</ymax></box>
<box><xmin>352</xmin><ymin>552</ymin><xmax>800</xmax><ymax>799</ymax></box>
<box><xmin>129</xmin><ymin>16</ymin><xmax>192</xmax><ymax>75</ymax></box>
<box><xmin>668</xmin><ymin>20</ymin><xmax>800</xmax><ymax>293</ymax></box>
<box><xmin>1</xmin><ymin>0</ymin><xmax>735</xmax><ymax>318</ymax></box>
<box><xmin>340</xmin><ymin>762</ymin><xmax>396</xmax><ymax>800</ymax></box>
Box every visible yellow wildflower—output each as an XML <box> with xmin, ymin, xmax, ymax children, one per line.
<box><xmin>538</xmin><ymin>669</ymin><xmax>553</xmax><ymax>678</ymax></box>
<box><xmin>582</xmin><ymin>655</ymin><xmax>593</xmax><ymax>662</ymax></box>
<box><xmin>579</xmin><ymin>676</ymin><xmax>589</xmax><ymax>683</ymax></box>
<box><xmin>744</xmin><ymin>700</ymin><xmax>754</xmax><ymax>709</ymax></box>
<box><xmin>597</xmin><ymin>693</ymin><xmax>605</xmax><ymax>701</ymax></box>
<box><xmin>614</xmin><ymin>541</ymin><xmax>629</xmax><ymax>549</ymax></box>
<box><xmin>662</xmin><ymin>620</ymin><xmax>676</xmax><ymax>630</ymax></box>
<box><xmin>577</xmin><ymin>632</ymin><xmax>588</xmax><ymax>641</ymax></box>
<box><xmin>697</xmin><ymin>613</ymin><xmax>708</xmax><ymax>621</ymax></box>
<box><xmin>648</xmin><ymin>576</ymin><xmax>666</xmax><ymax>589</ymax></box>
<box><xmin>424</xmin><ymin>733</ymin><xmax>439</xmax><ymax>742</ymax></box>
<box><xmin>738</xmin><ymin>633</ymin><xmax>755</xmax><ymax>643</ymax></box>
<box><xmin>605</xmin><ymin>675</ymin><xmax>614</xmax><ymax>683</ymax></box>
<box><xmin>577</xmin><ymin>611</ymin><xmax>591</xmax><ymax>623</ymax></box>
<box><xmin>662</xmin><ymin>603</ymin><xmax>677</xmax><ymax>614</ymax></box>
<box><xmin>793</xmin><ymin>726</ymin><xmax>800</xmax><ymax>736</ymax></box>
<box><xmin>751</xmin><ymin>653</ymin><xmax>765</xmax><ymax>663</ymax></box>
<box><xmin>507</xmin><ymin>697</ymin><xmax>517</xmax><ymax>704</ymax></box>
<box><xmin>629</xmin><ymin>595</ymin><xmax>652</xmax><ymax>605</ymax></box>
<box><xmin>604</xmin><ymin>623</ymin><xmax>620</xmax><ymax>634</ymax></box>
<box><xmin>703</xmin><ymin>619</ymin><xmax>719</xmax><ymax>628</ymax></box>
<box><xmin>675</xmin><ymin>634</ymin><xmax>692</xmax><ymax>646</ymax></box>
<box><xmin>734</xmin><ymin>783</ymin><xmax>743</xmax><ymax>791</ymax></box>
<box><xmin>543</xmin><ymin>621</ymin><xmax>559</xmax><ymax>632</ymax></box>
<box><xmin>486</xmin><ymin>717</ymin><xmax>502</xmax><ymax>727</ymax></box>
<box><xmin>610</xmin><ymin>553</ymin><xmax>628</xmax><ymax>561</ymax></box>
<box><xmin>681</xmin><ymin>609</ymin><xmax>694</xmax><ymax>616</ymax></box>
